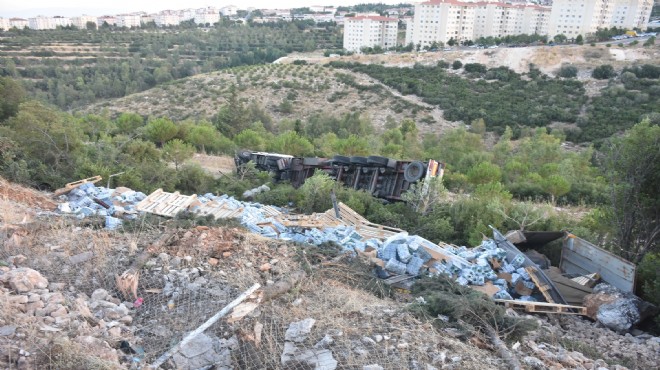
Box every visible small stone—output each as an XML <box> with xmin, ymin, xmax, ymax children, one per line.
<box><xmin>266</xmin><ymin>280</ymin><xmax>274</xmax><ymax>285</ymax></box>
<box><xmin>27</xmin><ymin>294</ymin><xmax>41</xmax><ymax>303</ymax></box>
<box><xmin>108</xmin><ymin>327</ymin><xmax>121</xmax><ymax>337</ymax></box>
<box><xmin>183</xmin><ymin>256</ymin><xmax>193</xmax><ymax>263</ymax></box>
<box><xmin>374</xmin><ymin>335</ymin><xmax>383</xmax><ymax>343</ymax></box>
<box><xmin>222</xmin><ymin>251</ymin><xmax>232</xmax><ymax>258</ymax></box>
<box><xmin>397</xmin><ymin>342</ymin><xmax>409</xmax><ymax>349</ymax></box>
<box><xmin>119</xmin><ymin>315</ymin><xmax>133</xmax><ymax>325</ymax></box>
<box><xmin>208</xmin><ymin>258</ymin><xmax>219</xmax><ymax>266</ymax></box>
<box><xmin>451</xmin><ymin>356</ymin><xmax>462</xmax><ymax>363</ymax></box>
<box><xmin>270</xmin><ymin>258</ymin><xmax>279</xmax><ymax>265</ymax></box>
<box><xmin>91</xmin><ymin>289</ymin><xmax>109</xmax><ymax>301</ymax></box>
<box><xmin>285</xmin><ymin>318</ymin><xmax>316</xmax><ymax>342</ymax></box>
<box><xmin>259</xmin><ymin>263</ymin><xmax>271</xmax><ymax>272</ymax></box>
<box><xmin>362</xmin><ymin>337</ymin><xmax>377</xmax><ymax>346</ymax></box>
<box><xmin>50</xmin><ymin>306</ymin><xmax>68</xmax><ymax>318</ymax></box>
<box><xmin>246</xmin><ymin>262</ymin><xmax>253</xmax><ymax>268</ymax></box>
<box><xmin>363</xmin><ymin>365</ymin><xmax>384</xmax><ymax>370</ymax></box>
<box><xmin>0</xmin><ymin>326</ymin><xmax>16</xmax><ymax>336</ymax></box>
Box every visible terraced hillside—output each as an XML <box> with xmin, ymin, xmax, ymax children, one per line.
<box><xmin>81</xmin><ymin>63</ymin><xmax>456</xmax><ymax>134</ymax></box>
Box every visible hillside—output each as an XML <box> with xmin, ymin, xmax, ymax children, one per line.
<box><xmin>2</xmin><ymin>177</ymin><xmax>659</xmax><ymax>369</ymax></box>
<box><xmin>79</xmin><ymin>42</ymin><xmax>659</xmax><ymax>141</ymax></box>
<box><xmin>80</xmin><ymin>63</ymin><xmax>457</xmax><ymax>134</ymax></box>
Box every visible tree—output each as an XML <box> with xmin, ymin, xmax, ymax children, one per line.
<box><xmin>163</xmin><ymin>139</ymin><xmax>195</xmax><ymax>170</ymax></box>
<box><xmin>402</xmin><ymin>176</ymin><xmax>446</xmax><ymax>215</ymax></box>
<box><xmin>0</xmin><ymin>77</ymin><xmax>26</xmax><ymax>121</ymax></box>
<box><xmin>600</xmin><ymin>120</ymin><xmax>660</xmax><ymax>263</ymax></box>
<box><xmin>269</xmin><ymin>131</ymin><xmax>314</xmax><ymax>156</ymax></box>
<box><xmin>145</xmin><ymin>118</ymin><xmax>178</xmax><ymax>147</ymax></box>
<box><xmin>553</xmin><ymin>34</ymin><xmax>567</xmax><ymax>44</ymax></box>
<box><xmin>540</xmin><ymin>174</ymin><xmax>571</xmax><ymax>204</ymax></box>
<box><xmin>187</xmin><ymin>122</ymin><xmax>222</xmax><ymax>153</ymax></box>
<box><xmin>452</xmin><ymin>60</ymin><xmax>463</xmax><ymax>70</ymax></box>
<box><xmin>115</xmin><ymin>112</ymin><xmax>144</xmax><ymax>134</ymax></box>
<box><xmin>467</xmin><ymin>162</ymin><xmax>502</xmax><ymax>186</ymax></box>
<box><xmin>575</xmin><ymin>34</ymin><xmax>584</xmax><ymax>45</ymax></box>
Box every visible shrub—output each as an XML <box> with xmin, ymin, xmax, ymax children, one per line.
<box><xmin>592</xmin><ymin>64</ymin><xmax>616</xmax><ymax>80</ymax></box>
<box><xmin>463</xmin><ymin>63</ymin><xmax>487</xmax><ymax>74</ymax></box>
<box><xmin>411</xmin><ymin>276</ymin><xmax>538</xmax><ymax>343</ymax></box>
<box><xmin>452</xmin><ymin>60</ymin><xmax>463</xmax><ymax>70</ymax></box>
<box><xmin>557</xmin><ymin>64</ymin><xmax>578</xmax><ymax>78</ymax></box>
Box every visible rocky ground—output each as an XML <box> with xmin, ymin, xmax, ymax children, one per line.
<box><xmin>1</xmin><ymin>177</ymin><xmax>659</xmax><ymax>369</ymax></box>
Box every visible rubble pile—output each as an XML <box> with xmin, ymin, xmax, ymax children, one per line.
<box><xmin>56</xmin><ymin>183</ymin><xmax>146</xmax><ymax>229</ymax></box>
<box><xmin>521</xmin><ymin>314</ymin><xmax>660</xmax><ymax>369</ymax></box>
<box><xmin>0</xmin><ymin>262</ymin><xmax>138</xmax><ymax>368</ymax></box>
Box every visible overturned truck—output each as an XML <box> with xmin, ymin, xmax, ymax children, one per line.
<box><xmin>235</xmin><ymin>150</ymin><xmax>444</xmax><ymax>201</ymax></box>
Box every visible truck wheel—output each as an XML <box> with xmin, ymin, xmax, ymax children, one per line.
<box><xmin>367</xmin><ymin>155</ymin><xmax>390</xmax><ymax>166</ymax></box>
<box><xmin>237</xmin><ymin>150</ymin><xmax>252</xmax><ymax>160</ymax></box>
<box><xmin>404</xmin><ymin>161</ymin><xmax>425</xmax><ymax>182</ymax></box>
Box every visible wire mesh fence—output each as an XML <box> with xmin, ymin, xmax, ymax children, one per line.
<box><xmin>2</xmin><ymin>215</ymin><xmax>477</xmax><ymax>370</ymax></box>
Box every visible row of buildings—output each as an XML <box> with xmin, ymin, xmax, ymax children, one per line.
<box><xmin>344</xmin><ymin>0</ymin><xmax>654</xmax><ymax>52</ymax></box>
<box><xmin>0</xmin><ymin>6</ymin><xmax>241</xmax><ymax>30</ymax></box>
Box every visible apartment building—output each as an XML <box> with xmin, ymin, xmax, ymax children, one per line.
<box><xmin>28</xmin><ymin>16</ymin><xmax>56</xmax><ymax>30</ymax></box>
<box><xmin>116</xmin><ymin>15</ymin><xmax>141</xmax><ymax>28</ymax></box>
<box><xmin>343</xmin><ymin>16</ymin><xmax>399</xmax><ymax>52</ymax></box>
<box><xmin>548</xmin><ymin>0</ymin><xmax>653</xmax><ymax>38</ymax></box>
<box><xmin>154</xmin><ymin>11</ymin><xmax>181</xmax><ymax>27</ymax></box>
<box><xmin>220</xmin><ymin>6</ymin><xmax>238</xmax><ymax>17</ymax></box>
<box><xmin>409</xmin><ymin>0</ymin><xmax>550</xmax><ymax>47</ymax></box>
<box><xmin>0</xmin><ymin>18</ymin><xmax>10</xmax><ymax>31</ymax></box>
<box><xmin>9</xmin><ymin>18</ymin><xmax>29</xmax><ymax>29</ymax></box>
<box><xmin>194</xmin><ymin>9</ymin><xmax>220</xmax><ymax>25</ymax></box>
<box><xmin>71</xmin><ymin>15</ymin><xmax>97</xmax><ymax>29</ymax></box>
<box><xmin>97</xmin><ymin>16</ymin><xmax>117</xmax><ymax>27</ymax></box>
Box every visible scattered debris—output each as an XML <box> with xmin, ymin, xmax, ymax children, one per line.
<box><xmin>583</xmin><ymin>283</ymin><xmax>659</xmax><ymax>333</ymax></box>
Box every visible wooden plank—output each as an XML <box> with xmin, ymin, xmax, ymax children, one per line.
<box><xmin>53</xmin><ymin>176</ymin><xmax>103</xmax><ymax>196</ymax></box>
<box><xmin>494</xmin><ymin>299</ymin><xmax>587</xmax><ymax>316</ymax></box>
<box><xmin>526</xmin><ymin>266</ymin><xmax>555</xmax><ymax>304</ymax></box>
<box><xmin>135</xmin><ymin>189</ymin><xmax>196</xmax><ymax>217</ymax></box>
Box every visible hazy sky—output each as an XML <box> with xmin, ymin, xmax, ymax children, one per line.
<box><xmin>0</xmin><ymin>0</ymin><xmax>403</xmax><ymax>18</ymax></box>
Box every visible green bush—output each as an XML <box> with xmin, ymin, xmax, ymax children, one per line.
<box><xmin>452</xmin><ymin>60</ymin><xmax>463</xmax><ymax>70</ymax></box>
<box><xmin>592</xmin><ymin>64</ymin><xmax>616</xmax><ymax>79</ymax></box>
<box><xmin>557</xmin><ymin>64</ymin><xmax>578</xmax><ymax>78</ymax></box>
<box><xmin>637</xmin><ymin>253</ymin><xmax>660</xmax><ymax>307</ymax></box>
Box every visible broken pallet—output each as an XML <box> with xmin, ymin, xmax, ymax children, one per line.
<box><xmin>494</xmin><ymin>299</ymin><xmax>587</xmax><ymax>315</ymax></box>
<box><xmin>135</xmin><ymin>189</ymin><xmax>197</xmax><ymax>217</ymax></box>
<box><xmin>526</xmin><ymin>266</ymin><xmax>555</xmax><ymax>304</ymax></box>
<box><xmin>53</xmin><ymin>176</ymin><xmax>103</xmax><ymax>197</ymax></box>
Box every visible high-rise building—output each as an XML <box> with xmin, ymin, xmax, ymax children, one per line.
<box><xmin>71</xmin><ymin>15</ymin><xmax>98</xmax><ymax>29</ymax></box>
<box><xmin>343</xmin><ymin>16</ymin><xmax>399</xmax><ymax>52</ymax></box>
<box><xmin>0</xmin><ymin>18</ymin><xmax>10</xmax><ymax>31</ymax></box>
<box><xmin>407</xmin><ymin>0</ymin><xmax>550</xmax><ymax>48</ymax></box>
<box><xmin>116</xmin><ymin>15</ymin><xmax>141</xmax><ymax>28</ymax></box>
<box><xmin>548</xmin><ymin>0</ymin><xmax>653</xmax><ymax>38</ymax></box>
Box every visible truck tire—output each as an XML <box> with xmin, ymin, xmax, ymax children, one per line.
<box><xmin>350</xmin><ymin>156</ymin><xmax>368</xmax><ymax>165</ymax></box>
<box><xmin>333</xmin><ymin>155</ymin><xmax>351</xmax><ymax>165</ymax></box>
<box><xmin>367</xmin><ymin>155</ymin><xmax>390</xmax><ymax>167</ymax></box>
<box><xmin>404</xmin><ymin>161</ymin><xmax>425</xmax><ymax>182</ymax></box>
<box><xmin>237</xmin><ymin>149</ymin><xmax>252</xmax><ymax>160</ymax></box>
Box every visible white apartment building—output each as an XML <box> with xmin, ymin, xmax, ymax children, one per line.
<box><xmin>116</xmin><ymin>15</ymin><xmax>141</xmax><ymax>28</ymax></box>
<box><xmin>154</xmin><ymin>12</ymin><xmax>181</xmax><ymax>27</ymax></box>
<box><xmin>71</xmin><ymin>15</ymin><xmax>97</xmax><ymax>29</ymax></box>
<box><xmin>548</xmin><ymin>0</ymin><xmax>653</xmax><ymax>38</ymax></box>
<box><xmin>220</xmin><ymin>6</ymin><xmax>238</xmax><ymax>17</ymax></box>
<box><xmin>409</xmin><ymin>0</ymin><xmax>550</xmax><ymax>47</ymax></box>
<box><xmin>9</xmin><ymin>18</ymin><xmax>29</xmax><ymax>29</ymax></box>
<box><xmin>28</xmin><ymin>16</ymin><xmax>56</xmax><ymax>30</ymax></box>
<box><xmin>0</xmin><ymin>18</ymin><xmax>10</xmax><ymax>31</ymax></box>
<box><xmin>194</xmin><ymin>10</ymin><xmax>220</xmax><ymax>25</ymax></box>
<box><xmin>52</xmin><ymin>16</ymin><xmax>72</xmax><ymax>28</ymax></box>
<box><xmin>343</xmin><ymin>16</ymin><xmax>399</xmax><ymax>52</ymax></box>
<box><xmin>97</xmin><ymin>16</ymin><xmax>117</xmax><ymax>26</ymax></box>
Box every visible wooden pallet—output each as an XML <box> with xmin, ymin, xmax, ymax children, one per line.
<box><xmin>53</xmin><ymin>176</ymin><xmax>103</xmax><ymax>197</ymax></box>
<box><xmin>323</xmin><ymin>202</ymin><xmax>404</xmax><ymax>240</ymax></box>
<box><xmin>135</xmin><ymin>189</ymin><xmax>197</xmax><ymax>217</ymax></box>
<box><xmin>526</xmin><ymin>266</ymin><xmax>555</xmax><ymax>304</ymax></box>
<box><xmin>494</xmin><ymin>299</ymin><xmax>587</xmax><ymax>315</ymax></box>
